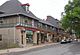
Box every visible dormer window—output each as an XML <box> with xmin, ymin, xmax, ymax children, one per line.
<box><xmin>22</xmin><ymin>6</ymin><xmax>26</xmax><ymax>11</ymax></box>
<box><xmin>20</xmin><ymin>3</ymin><xmax>30</xmax><ymax>13</ymax></box>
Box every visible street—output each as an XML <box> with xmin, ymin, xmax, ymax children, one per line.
<box><xmin>8</xmin><ymin>42</ymin><xmax>80</xmax><ymax>55</ymax></box>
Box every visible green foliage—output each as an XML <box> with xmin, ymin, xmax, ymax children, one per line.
<box><xmin>61</xmin><ymin>0</ymin><xmax>80</xmax><ymax>36</ymax></box>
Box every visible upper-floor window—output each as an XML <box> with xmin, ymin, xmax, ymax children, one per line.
<box><xmin>25</xmin><ymin>20</ymin><xmax>28</xmax><ymax>23</ymax></box>
<box><xmin>41</xmin><ymin>23</ymin><xmax>46</xmax><ymax>29</ymax></box>
<box><xmin>55</xmin><ymin>28</ymin><xmax>58</xmax><ymax>32</ymax></box>
<box><xmin>50</xmin><ymin>26</ymin><xmax>52</xmax><ymax>29</ymax></box>
<box><xmin>0</xmin><ymin>18</ymin><xmax>3</xmax><ymax>24</ymax></box>
<box><xmin>0</xmin><ymin>34</ymin><xmax>2</xmax><ymax>41</ymax></box>
<box><xmin>53</xmin><ymin>27</ymin><xmax>57</xmax><ymax>31</ymax></box>
<box><xmin>0</xmin><ymin>21</ymin><xmax>3</xmax><ymax>24</ymax></box>
<box><xmin>37</xmin><ymin>22</ymin><xmax>41</xmax><ymax>28</ymax></box>
<box><xmin>45</xmin><ymin>25</ymin><xmax>47</xmax><ymax>29</ymax></box>
<box><xmin>24</xmin><ymin>18</ymin><xmax>32</xmax><ymax>27</ymax></box>
<box><xmin>38</xmin><ymin>23</ymin><xmax>42</xmax><ymax>28</ymax></box>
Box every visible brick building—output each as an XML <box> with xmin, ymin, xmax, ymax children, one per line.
<box><xmin>0</xmin><ymin>0</ymin><xmax>64</xmax><ymax>47</ymax></box>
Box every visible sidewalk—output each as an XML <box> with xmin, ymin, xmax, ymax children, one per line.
<box><xmin>0</xmin><ymin>43</ymin><xmax>58</xmax><ymax>55</ymax></box>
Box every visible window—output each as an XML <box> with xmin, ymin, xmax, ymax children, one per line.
<box><xmin>52</xmin><ymin>27</ymin><xmax>55</xmax><ymax>31</ymax></box>
<box><xmin>22</xmin><ymin>6</ymin><xmax>26</xmax><ymax>11</ymax></box>
<box><xmin>0</xmin><ymin>21</ymin><xmax>3</xmax><ymax>24</ymax></box>
<box><xmin>37</xmin><ymin>23</ymin><xmax>41</xmax><ymax>27</ymax></box>
<box><xmin>25</xmin><ymin>20</ymin><xmax>28</xmax><ymax>23</ymax></box>
<box><xmin>0</xmin><ymin>18</ymin><xmax>3</xmax><ymax>24</ymax></box>
<box><xmin>0</xmin><ymin>35</ymin><xmax>2</xmax><ymax>41</ymax></box>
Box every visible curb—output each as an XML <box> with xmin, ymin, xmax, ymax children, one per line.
<box><xmin>0</xmin><ymin>43</ymin><xmax>58</xmax><ymax>55</ymax></box>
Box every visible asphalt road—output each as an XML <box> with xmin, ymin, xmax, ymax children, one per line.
<box><xmin>8</xmin><ymin>42</ymin><xmax>80</xmax><ymax>55</ymax></box>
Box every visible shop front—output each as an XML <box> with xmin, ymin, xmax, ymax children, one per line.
<box><xmin>25</xmin><ymin>30</ymin><xmax>33</xmax><ymax>44</ymax></box>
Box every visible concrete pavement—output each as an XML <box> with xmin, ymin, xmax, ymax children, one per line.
<box><xmin>20</xmin><ymin>43</ymin><xmax>80</xmax><ymax>55</ymax></box>
<box><xmin>0</xmin><ymin>43</ymin><xmax>58</xmax><ymax>55</ymax></box>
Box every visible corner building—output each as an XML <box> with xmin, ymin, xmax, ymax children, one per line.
<box><xmin>0</xmin><ymin>0</ymin><xmax>63</xmax><ymax>47</ymax></box>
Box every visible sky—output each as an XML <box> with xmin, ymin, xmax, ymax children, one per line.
<box><xmin>0</xmin><ymin>0</ymin><xmax>69</xmax><ymax>20</ymax></box>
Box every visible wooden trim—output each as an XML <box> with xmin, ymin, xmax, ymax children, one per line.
<box><xmin>16</xmin><ymin>26</ymin><xmax>55</xmax><ymax>34</ymax></box>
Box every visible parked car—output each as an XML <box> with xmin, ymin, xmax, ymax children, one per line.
<box><xmin>74</xmin><ymin>39</ymin><xmax>78</xmax><ymax>41</ymax></box>
<box><xmin>66</xmin><ymin>39</ymin><xmax>72</xmax><ymax>43</ymax></box>
<box><xmin>60</xmin><ymin>39</ymin><xmax>67</xmax><ymax>44</ymax></box>
<box><xmin>60</xmin><ymin>39</ymin><xmax>72</xmax><ymax>44</ymax></box>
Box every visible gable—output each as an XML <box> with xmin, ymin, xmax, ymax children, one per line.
<box><xmin>0</xmin><ymin>0</ymin><xmax>38</xmax><ymax>20</ymax></box>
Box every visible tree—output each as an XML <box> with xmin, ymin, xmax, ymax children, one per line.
<box><xmin>61</xmin><ymin>0</ymin><xmax>80</xmax><ymax>37</ymax></box>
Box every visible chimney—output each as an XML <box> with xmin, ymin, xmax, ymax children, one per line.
<box><xmin>47</xmin><ymin>16</ymin><xmax>51</xmax><ymax>18</ymax></box>
<box><xmin>46</xmin><ymin>16</ymin><xmax>51</xmax><ymax>21</ymax></box>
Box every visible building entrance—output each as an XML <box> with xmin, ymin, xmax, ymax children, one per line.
<box><xmin>26</xmin><ymin>30</ymin><xmax>33</xmax><ymax>44</ymax></box>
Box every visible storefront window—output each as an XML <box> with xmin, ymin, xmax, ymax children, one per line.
<box><xmin>26</xmin><ymin>30</ymin><xmax>33</xmax><ymax>43</ymax></box>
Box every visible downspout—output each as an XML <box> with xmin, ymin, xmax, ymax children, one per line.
<box><xmin>14</xmin><ymin>14</ymin><xmax>21</xmax><ymax>43</ymax></box>
<box><xmin>14</xmin><ymin>27</ymin><xmax>16</xmax><ymax>43</ymax></box>
<box><xmin>18</xmin><ymin>14</ymin><xmax>21</xmax><ymax>24</ymax></box>
<box><xmin>17</xmin><ymin>14</ymin><xmax>21</xmax><ymax>25</ymax></box>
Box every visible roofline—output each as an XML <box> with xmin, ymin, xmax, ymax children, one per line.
<box><xmin>0</xmin><ymin>13</ymin><xmax>39</xmax><ymax>20</ymax></box>
<box><xmin>0</xmin><ymin>13</ymin><xmax>59</xmax><ymax>27</ymax></box>
<box><xmin>39</xmin><ymin>21</ymin><xmax>54</xmax><ymax>27</ymax></box>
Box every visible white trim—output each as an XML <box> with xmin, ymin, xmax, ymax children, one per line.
<box><xmin>32</xmin><ymin>20</ymin><xmax>34</xmax><ymax>27</ymax></box>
